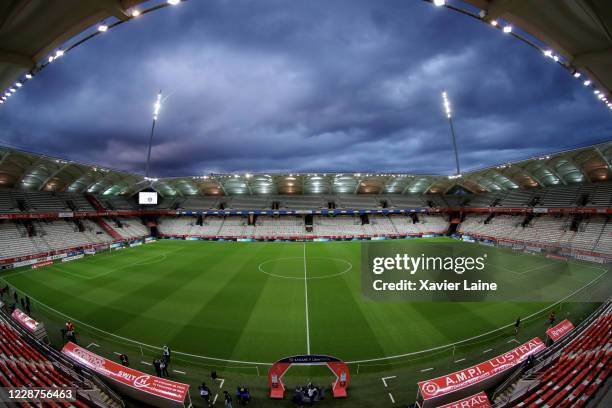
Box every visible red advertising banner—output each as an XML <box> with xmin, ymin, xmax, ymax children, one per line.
<box><xmin>62</xmin><ymin>342</ymin><xmax>189</xmax><ymax>403</ymax></box>
<box><xmin>438</xmin><ymin>392</ymin><xmax>492</xmax><ymax>408</ymax></box>
<box><xmin>418</xmin><ymin>338</ymin><xmax>545</xmax><ymax>400</ymax></box>
<box><xmin>12</xmin><ymin>309</ymin><xmax>41</xmax><ymax>332</ymax></box>
<box><xmin>32</xmin><ymin>260</ymin><xmax>53</xmax><ymax>269</ymax></box>
<box><xmin>546</xmin><ymin>319</ymin><xmax>574</xmax><ymax>342</ymax></box>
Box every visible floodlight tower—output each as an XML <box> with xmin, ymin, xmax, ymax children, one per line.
<box><xmin>442</xmin><ymin>91</ymin><xmax>461</xmax><ymax>176</ymax></box>
<box><xmin>145</xmin><ymin>90</ymin><xmax>162</xmax><ymax>178</ymax></box>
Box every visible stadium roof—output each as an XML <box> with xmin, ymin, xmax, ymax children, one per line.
<box><xmin>463</xmin><ymin>0</ymin><xmax>612</xmax><ymax>95</ymax></box>
<box><xmin>0</xmin><ymin>0</ymin><xmax>148</xmax><ymax>92</ymax></box>
<box><xmin>0</xmin><ymin>142</ymin><xmax>610</xmax><ymax>196</ymax></box>
<box><xmin>1</xmin><ymin>0</ymin><xmax>610</xmax><ymax>102</ymax></box>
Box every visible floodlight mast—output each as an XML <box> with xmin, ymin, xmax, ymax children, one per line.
<box><xmin>145</xmin><ymin>90</ymin><xmax>162</xmax><ymax>178</ymax></box>
<box><xmin>442</xmin><ymin>91</ymin><xmax>461</xmax><ymax>176</ymax></box>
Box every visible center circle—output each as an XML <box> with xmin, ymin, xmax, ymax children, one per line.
<box><xmin>258</xmin><ymin>257</ymin><xmax>353</xmax><ymax>280</ymax></box>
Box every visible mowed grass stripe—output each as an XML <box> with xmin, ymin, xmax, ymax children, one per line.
<box><xmin>2</xmin><ymin>239</ymin><xmax>607</xmax><ymax>364</ymax></box>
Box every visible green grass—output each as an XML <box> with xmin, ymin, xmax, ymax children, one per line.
<box><xmin>0</xmin><ymin>238</ymin><xmax>608</xmax><ymax>407</ymax></box>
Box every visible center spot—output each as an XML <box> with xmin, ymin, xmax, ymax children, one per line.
<box><xmin>258</xmin><ymin>257</ymin><xmax>352</xmax><ymax>280</ymax></box>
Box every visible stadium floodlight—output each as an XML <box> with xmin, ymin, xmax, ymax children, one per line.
<box><xmin>25</xmin><ymin>73</ymin><xmax>32</xmax><ymax>79</ymax></box>
<box><xmin>55</xmin><ymin>50</ymin><xmax>64</xmax><ymax>58</ymax></box>
<box><xmin>594</xmin><ymin>90</ymin><xmax>600</xmax><ymax>95</ymax></box>
<box><xmin>543</xmin><ymin>50</ymin><xmax>553</xmax><ymax>58</ymax></box>
<box><xmin>433</xmin><ymin>0</ymin><xmax>445</xmax><ymax>6</ymax></box>
<box><xmin>145</xmin><ymin>90</ymin><xmax>163</xmax><ymax>178</ymax></box>
<box><xmin>168</xmin><ymin>0</ymin><xmax>181</xmax><ymax>5</ymax></box>
<box><xmin>9</xmin><ymin>88</ymin><xmax>16</xmax><ymax>93</ymax></box>
<box><xmin>583</xmin><ymin>80</ymin><xmax>591</xmax><ymax>86</ymax></box>
<box><xmin>441</xmin><ymin>91</ymin><xmax>461</xmax><ymax>176</ymax></box>
<box><xmin>490</xmin><ymin>20</ymin><xmax>498</xmax><ymax>26</ymax></box>
<box><xmin>15</xmin><ymin>82</ymin><xmax>22</xmax><ymax>88</ymax></box>
<box><xmin>573</xmin><ymin>72</ymin><xmax>581</xmax><ymax>78</ymax></box>
<box><xmin>503</xmin><ymin>25</ymin><xmax>512</xmax><ymax>33</ymax></box>
<box><xmin>131</xmin><ymin>9</ymin><xmax>141</xmax><ymax>17</ymax></box>
<box><xmin>98</xmin><ymin>24</ymin><xmax>108</xmax><ymax>32</ymax></box>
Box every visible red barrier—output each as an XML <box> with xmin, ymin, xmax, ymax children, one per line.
<box><xmin>417</xmin><ymin>338</ymin><xmax>545</xmax><ymax>407</ymax></box>
<box><xmin>62</xmin><ymin>342</ymin><xmax>190</xmax><ymax>408</ymax></box>
<box><xmin>546</xmin><ymin>319</ymin><xmax>574</xmax><ymax>342</ymax></box>
<box><xmin>438</xmin><ymin>392</ymin><xmax>492</xmax><ymax>408</ymax></box>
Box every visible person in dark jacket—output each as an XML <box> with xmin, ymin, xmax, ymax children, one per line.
<box><xmin>153</xmin><ymin>359</ymin><xmax>162</xmax><ymax>377</ymax></box>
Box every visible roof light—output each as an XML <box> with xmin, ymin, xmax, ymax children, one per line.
<box><xmin>25</xmin><ymin>74</ymin><xmax>32</xmax><ymax>79</ymax></box>
<box><xmin>433</xmin><ymin>0</ymin><xmax>445</xmax><ymax>6</ymax></box>
<box><xmin>168</xmin><ymin>0</ymin><xmax>181</xmax><ymax>5</ymax></box>
<box><xmin>15</xmin><ymin>82</ymin><xmax>22</xmax><ymax>88</ymax></box>
<box><xmin>9</xmin><ymin>88</ymin><xmax>16</xmax><ymax>93</ymax></box>
<box><xmin>583</xmin><ymin>80</ymin><xmax>591</xmax><ymax>86</ymax></box>
<box><xmin>503</xmin><ymin>25</ymin><xmax>512</xmax><ymax>33</ymax></box>
<box><xmin>98</xmin><ymin>24</ymin><xmax>108</xmax><ymax>32</ymax></box>
<box><xmin>573</xmin><ymin>72</ymin><xmax>581</xmax><ymax>78</ymax></box>
<box><xmin>131</xmin><ymin>9</ymin><xmax>141</xmax><ymax>17</ymax></box>
<box><xmin>594</xmin><ymin>90</ymin><xmax>600</xmax><ymax>95</ymax></box>
<box><xmin>48</xmin><ymin>56</ymin><xmax>54</xmax><ymax>63</ymax></box>
<box><xmin>490</xmin><ymin>20</ymin><xmax>498</xmax><ymax>26</ymax></box>
<box><xmin>543</xmin><ymin>50</ymin><xmax>553</xmax><ymax>58</ymax></box>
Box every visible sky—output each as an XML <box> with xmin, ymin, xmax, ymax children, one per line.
<box><xmin>0</xmin><ymin>0</ymin><xmax>610</xmax><ymax>177</ymax></box>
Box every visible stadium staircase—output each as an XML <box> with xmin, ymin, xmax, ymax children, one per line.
<box><xmin>0</xmin><ymin>314</ymin><xmax>124</xmax><ymax>408</ymax></box>
<box><xmin>95</xmin><ymin>218</ymin><xmax>123</xmax><ymax>240</ymax></box>
<box><xmin>494</xmin><ymin>302</ymin><xmax>611</xmax><ymax>407</ymax></box>
<box><xmin>85</xmin><ymin>194</ymin><xmax>106</xmax><ymax>212</ymax></box>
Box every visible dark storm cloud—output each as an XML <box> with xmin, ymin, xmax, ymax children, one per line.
<box><xmin>0</xmin><ymin>0</ymin><xmax>610</xmax><ymax>177</ymax></box>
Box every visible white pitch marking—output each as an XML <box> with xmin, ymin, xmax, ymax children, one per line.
<box><xmin>173</xmin><ymin>370</ymin><xmax>186</xmax><ymax>375</ymax></box>
<box><xmin>388</xmin><ymin>392</ymin><xmax>395</xmax><ymax>404</ymax></box>
<box><xmin>141</xmin><ymin>361</ymin><xmax>152</xmax><ymax>366</ymax></box>
<box><xmin>303</xmin><ymin>242</ymin><xmax>311</xmax><ymax>355</ymax></box>
<box><xmin>420</xmin><ymin>367</ymin><xmax>433</xmax><ymax>372</ymax></box>
<box><xmin>454</xmin><ymin>358</ymin><xmax>466</xmax><ymax>363</ymax></box>
<box><xmin>86</xmin><ymin>343</ymin><xmax>100</xmax><ymax>349</ymax></box>
<box><xmin>483</xmin><ymin>349</ymin><xmax>493</xmax><ymax>354</ymax></box>
<box><xmin>212</xmin><ymin>393</ymin><xmax>218</xmax><ymax>405</ymax></box>
<box><xmin>217</xmin><ymin>378</ymin><xmax>225</xmax><ymax>389</ymax></box>
<box><xmin>381</xmin><ymin>376</ymin><xmax>397</xmax><ymax>388</ymax></box>
<box><xmin>113</xmin><ymin>352</ymin><xmax>122</xmax><ymax>356</ymax></box>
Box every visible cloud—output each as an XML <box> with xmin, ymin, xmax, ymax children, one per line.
<box><xmin>0</xmin><ymin>0</ymin><xmax>609</xmax><ymax>178</ymax></box>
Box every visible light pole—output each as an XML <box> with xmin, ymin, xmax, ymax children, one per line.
<box><xmin>145</xmin><ymin>90</ymin><xmax>162</xmax><ymax>178</ymax></box>
<box><xmin>442</xmin><ymin>91</ymin><xmax>461</xmax><ymax>176</ymax></box>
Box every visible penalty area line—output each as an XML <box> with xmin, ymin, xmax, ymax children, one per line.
<box><xmin>381</xmin><ymin>376</ymin><xmax>396</xmax><ymax>388</ymax></box>
<box><xmin>388</xmin><ymin>392</ymin><xmax>395</xmax><ymax>404</ymax></box>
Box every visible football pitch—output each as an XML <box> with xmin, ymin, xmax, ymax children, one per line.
<box><xmin>1</xmin><ymin>238</ymin><xmax>608</xmax><ymax>366</ymax></box>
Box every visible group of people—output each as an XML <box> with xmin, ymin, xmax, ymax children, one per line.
<box><xmin>198</xmin><ymin>384</ymin><xmax>250</xmax><ymax>407</ymax></box>
<box><xmin>153</xmin><ymin>345</ymin><xmax>172</xmax><ymax>377</ymax></box>
<box><xmin>0</xmin><ymin>285</ymin><xmax>31</xmax><ymax>315</ymax></box>
<box><xmin>292</xmin><ymin>383</ymin><xmax>323</xmax><ymax>406</ymax></box>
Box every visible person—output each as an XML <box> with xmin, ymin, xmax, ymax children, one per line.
<box><xmin>153</xmin><ymin>359</ymin><xmax>162</xmax><ymax>377</ymax></box>
<box><xmin>160</xmin><ymin>359</ymin><xmax>169</xmax><ymax>377</ymax></box>
<box><xmin>66</xmin><ymin>321</ymin><xmax>75</xmax><ymax>333</ymax></box>
<box><xmin>292</xmin><ymin>386</ymin><xmax>304</xmax><ymax>407</ymax></box>
<box><xmin>119</xmin><ymin>353</ymin><xmax>129</xmax><ymax>367</ymax></box>
<box><xmin>162</xmin><ymin>345</ymin><xmax>171</xmax><ymax>364</ymax></box>
<box><xmin>20</xmin><ymin>297</ymin><xmax>25</xmax><ymax>311</ymax></box>
<box><xmin>515</xmin><ymin>317</ymin><xmax>521</xmax><ymax>334</ymax></box>
<box><xmin>236</xmin><ymin>386</ymin><xmax>250</xmax><ymax>405</ymax></box>
<box><xmin>224</xmin><ymin>390</ymin><xmax>233</xmax><ymax>408</ymax></box>
<box><xmin>199</xmin><ymin>383</ymin><xmax>211</xmax><ymax>407</ymax></box>
<box><xmin>548</xmin><ymin>312</ymin><xmax>556</xmax><ymax>327</ymax></box>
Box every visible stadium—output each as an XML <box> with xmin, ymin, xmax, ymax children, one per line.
<box><xmin>0</xmin><ymin>1</ymin><xmax>610</xmax><ymax>408</ymax></box>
